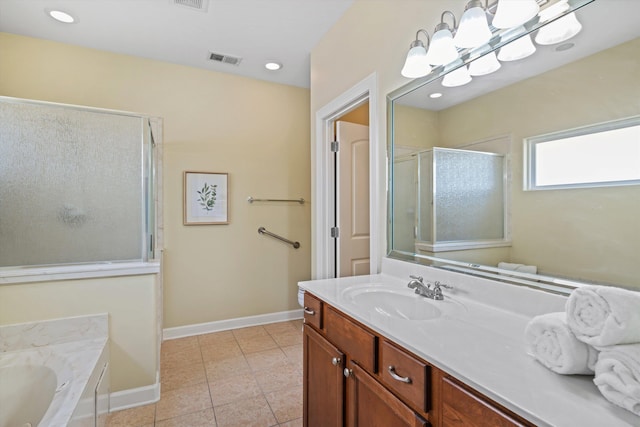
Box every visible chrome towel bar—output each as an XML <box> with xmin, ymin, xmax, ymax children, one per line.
<box><xmin>247</xmin><ymin>196</ymin><xmax>305</xmax><ymax>204</ymax></box>
<box><xmin>258</xmin><ymin>227</ymin><xmax>300</xmax><ymax>249</ymax></box>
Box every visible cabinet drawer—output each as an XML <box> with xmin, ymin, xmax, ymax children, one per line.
<box><xmin>303</xmin><ymin>292</ymin><xmax>322</xmax><ymax>329</ymax></box>
<box><xmin>380</xmin><ymin>340</ymin><xmax>430</xmax><ymax>413</ymax></box>
<box><xmin>325</xmin><ymin>306</ymin><xmax>376</xmax><ymax>373</ymax></box>
<box><xmin>441</xmin><ymin>377</ymin><xmax>530</xmax><ymax>427</ymax></box>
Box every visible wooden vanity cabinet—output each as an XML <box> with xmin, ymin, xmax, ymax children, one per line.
<box><xmin>302</xmin><ymin>292</ymin><xmax>532</xmax><ymax>427</ymax></box>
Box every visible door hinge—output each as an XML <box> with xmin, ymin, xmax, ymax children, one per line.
<box><xmin>330</xmin><ymin>227</ymin><xmax>340</xmax><ymax>238</ymax></box>
<box><xmin>330</xmin><ymin>141</ymin><xmax>339</xmax><ymax>152</ymax></box>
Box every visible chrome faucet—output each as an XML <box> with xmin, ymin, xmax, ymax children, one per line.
<box><xmin>407</xmin><ymin>275</ymin><xmax>451</xmax><ymax>300</ymax></box>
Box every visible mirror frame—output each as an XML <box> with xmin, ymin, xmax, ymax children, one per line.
<box><xmin>386</xmin><ymin>0</ymin><xmax>596</xmax><ymax>295</ymax></box>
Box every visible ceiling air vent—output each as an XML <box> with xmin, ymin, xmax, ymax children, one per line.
<box><xmin>173</xmin><ymin>0</ymin><xmax>209</xmax><ymax>12</ymax></box>
<box><xmin>208</xmin><ymin>52</ymin><xmax>242</xmax><ymax>66</ymax></box>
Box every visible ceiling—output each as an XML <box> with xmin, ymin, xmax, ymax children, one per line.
<box><xmin>0</xmin><ymin>0</ymin><xmax>354</xmax><ymax>88</ymax></box>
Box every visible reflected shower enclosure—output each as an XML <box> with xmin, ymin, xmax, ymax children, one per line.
<box><xmin>393</xmin><ymin>148</ymin><xmax>508</xmax><ymax>254</ymax></box>
<box><xmin>0</xmin><ymin>97</ymin><xmax>157</xmax><ymax>267</ymax></box>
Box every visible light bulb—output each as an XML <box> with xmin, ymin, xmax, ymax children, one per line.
<box><xmin>492</xmin><ymin>0</ymin><xmax>539</xmax><ymax>29</ymax></box>
<box><xmin>454</xmin><ymin>2</ymin><xmax>492</xmax><ymax>49</ymax></box>
<box><xmin>498</xmin><ymin>34</ymin><xmax>536</xmax><ymax>61</ymax></box>
<box><xmin>442</xmin><ymin>66</ymin><xmax>472</xmax><ymax>87</ymax></box>
<box><xmin>535</xmin><ymin>12</ymin><xmax>582</xmax><ymax>45</ymax></box>
<box><xmin>401</xmin><ymin>43</ymin><xmax>431</xmax><ymax>78</ymax></box>
<box><xmin>426</xmin><ymin>27</ymin><xmax>459</xmax><ymax>65</ymax></box>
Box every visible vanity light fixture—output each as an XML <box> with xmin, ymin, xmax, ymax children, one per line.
<box><xmin>442</xmin><ymin>65</ymin><xmax>472</xmax><ymax>87</ymax></box>
<box><xmin>425</xmin><ymin>11</ymin><xmax>459</xmax><ymax>66</ymax></box>
<box><xmin>47</xmin><ymin>9</ymin><xmax>75</xmax><ymax>23</ymax></box>
<box><xmin>468</xmin><ymin>51</ymin><xmax>501</xmax><ymax>76</ymax></box>
<box><xmin>453</xmin><ymin>0</ymin><xmax>492</xmax><ymax>49</ymax></box>
<box><xmin>492</xmin><ymin>0</ymin><xmax>540</xmax><ymax>29</ymax></box>
<box><xmin>401</xmin><ymin>30</ymin><xmax>432</xmax><ymax>78</ymax></box>
<box><xmin>265</xmin><ymin>62</ymin><xmax>282</xmax><ymax>71</ymax></box>
<box><xmin>497</xmin><ymin>33</ymin><xmax>536</xmax><ymax>61</ymax></box>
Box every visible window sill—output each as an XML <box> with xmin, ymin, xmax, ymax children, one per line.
<box><xmin>0</xmin><ymin>261</ymin><xmax>161</xmax><ymax>285</ymax></box>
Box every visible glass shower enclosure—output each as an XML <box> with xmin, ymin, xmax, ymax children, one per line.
<box><xmin>0</xmin><ymin>97</ymin><xmax>157</xmax><ymax>267</ymax></box>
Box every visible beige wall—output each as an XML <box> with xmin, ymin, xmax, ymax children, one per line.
<box><xmin>0</xmin><ymin>275</ymin><xmax>158</xmax><ymax>392</ymax></box>
<box><xmin>394</xmin><ymin>104</ymin><xmax>439</xmax><ymax>151</ymax></box>
<box><xmin>0</xmin><ymin>33</ymin><xmax>311</xmax><ymax>326</ymax></box>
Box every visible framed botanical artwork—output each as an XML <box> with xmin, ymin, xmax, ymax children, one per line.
<box><xmin>183</xmin><ymin>171</ymin><xmax>228</xmax><ymax>225</ymax></box>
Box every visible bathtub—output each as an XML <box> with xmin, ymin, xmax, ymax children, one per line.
<box><xmin>0</xmin><ymin>315</ymin><xmax>109</xmax><ymax>427</ymax></box>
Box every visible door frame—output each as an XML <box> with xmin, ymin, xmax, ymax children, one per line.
<box><xmin>312</xmin><ymin>72</ymin><xmax>381</xmax><ymax>279</ymax></box>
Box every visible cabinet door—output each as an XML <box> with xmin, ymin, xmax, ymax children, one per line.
<box><xmin>304</xmin><ymin>325</ymin><xmax>345</xmax><ymax>427</ymax></box>
<box><xmin>346</xmin><ymin>361</ymin><xmax>428</xmax><ymax>427</ymax></box>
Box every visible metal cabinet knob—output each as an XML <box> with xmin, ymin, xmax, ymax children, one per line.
<box><xmin>343</xmin><ymin>368</ymin><xmax>353</xmax><ymax>378</ymax></box>
<box><xmin>331</xmin><ymin>357</ymin><xmax>341</xmax><ymax>366</ymax></box>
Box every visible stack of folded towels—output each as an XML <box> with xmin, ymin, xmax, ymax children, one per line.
<box><xmin>524</xmin><ymin>285</ymin><xmax>640</xmax><ymax>416</ymax></box>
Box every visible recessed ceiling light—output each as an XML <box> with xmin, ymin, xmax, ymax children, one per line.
<box><xmin>47</xmin><ymin>9</ymin><xmax>76</xmax><ymax>23</ymax></box>
<box><xmin>265</xmin><ymin>62</ymin><xmax>282</xmax><ymax>71</ymax></box>
<box><xmin>430</xmin><ymin>92</ymin><xmax>443</xmax><ymax>99</ymax></box>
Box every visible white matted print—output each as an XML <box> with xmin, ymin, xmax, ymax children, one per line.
<box><xmin>183</xmin><ymin>171</ymin><xmax>228</xmax><ymax>225</ymax></box>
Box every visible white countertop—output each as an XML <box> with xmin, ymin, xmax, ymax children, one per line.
<box><xmin>298</xmin><ymin>259</ymin><xmax>639</xmax><ymax>427</ymax></box>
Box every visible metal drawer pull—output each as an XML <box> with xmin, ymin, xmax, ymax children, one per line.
<box><xmin>303</xmin><ymin>307</ymin><xmax>315</xmax><ymax>315</ymax></box>
<box><xmin>388</xmin><ymin>366</ymin><xmax>412</xmax><ymax>384</ymax></box>
<box><xmin>331</xmin><ymin>357</ymin><xmax>341</xmax><ymax>366</ymax></box>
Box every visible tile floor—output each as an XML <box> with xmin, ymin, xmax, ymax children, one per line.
<box><xmin>106</xmin><ymin>319</ymin><xmax>304</xmax><ymax>427</ymax></box>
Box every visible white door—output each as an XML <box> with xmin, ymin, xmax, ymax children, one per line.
<box><xmin>336</xmin><ymin>121</ymin><xmax>370</xmax><ymax>277</ymax></box>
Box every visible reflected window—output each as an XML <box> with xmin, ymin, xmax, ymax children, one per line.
<box><xmin>525</xmin><ymin>116</ymin><xmax>640</xmax><ymax>190</ymax></box>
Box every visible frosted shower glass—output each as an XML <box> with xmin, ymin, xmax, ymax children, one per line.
<box><xmin>393</xmin><ymin>157</ymin><xmax>418</xmax><ymax>252</ymax></box>
<box><xmin>434</xmin><ymin>149</ymin><xmax>504</xmax><ymax>242</ymax></box>
<box><xmin>418</xmin><ymin>151</ymin><xmax>433</xmax><ymax>242</ymax></box>
<box><xmin>0</xmin><ymin>100</ymin><xmax>144</xmax><ymax>267</ymax></box>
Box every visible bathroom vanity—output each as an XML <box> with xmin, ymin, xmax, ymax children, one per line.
<box><xmin>299</xmin><ymin>259</ymin><xmax>639</xmax><ymax>427</ymax></box>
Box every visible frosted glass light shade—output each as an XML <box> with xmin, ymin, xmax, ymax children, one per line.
<box><xmin>401</xmin><ymin>44</ymin><xmax>431</xmax><ymax>78</ymax></box>
<box><xmin>469</xmin><ymin>52</ymin><xmax>501</xmax><ymax>76</ymax></box>
<box><xmin>442</xmin><ymin>66</ymin><xmax>472</xmax><ymax>87</ymax></box>
<box><xmin>426</xmin><ymin>28</ymin><xmax>459</xmax><ymax>65</ymax></box>
<box><xmin>535</xmin><ymin>12</ymin><xmax>582</xmax><ymax>45</ymax></box>
<box><xmin>492</xmin><ymin>0</ymin><xmax>539</xmax><ymax>29</ymax></box>
<box><xmin>454</xmin><ymin>5</ymin><xmax>492</xmax><ymax>48</ymax></box>
<box><xmin>498</xmin><ymin>34</ymin><xmax>536</xmax><ymax>61</ymax></box>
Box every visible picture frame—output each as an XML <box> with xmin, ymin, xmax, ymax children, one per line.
<box><xmin>183</xmin><ymin>171</ymin><xmax>229</xmax><ymax>225</ymax></box>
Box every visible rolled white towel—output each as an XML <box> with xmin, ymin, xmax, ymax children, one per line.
<box><xmin>594</xmin><ymin>343</ymin><xmax>640</xmax><ymax>416</ymax></box>
<box><xmin>525</xmin><ymin>312</ymin><xmax>598</xmax><ymax>375</ymax></box>
<box><xmin>566</xmin><ymin>285</ymin><xmax>640</xmax><ymax>347</ymax></box>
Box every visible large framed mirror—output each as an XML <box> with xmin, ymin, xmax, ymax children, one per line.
<box><xmin>387</xmin><ymin>0</ymin><xmax>640</xmax><ymax>294</ymax></box>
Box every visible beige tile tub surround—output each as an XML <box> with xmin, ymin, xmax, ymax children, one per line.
<box><xmin>107</xmin><ymin>320</ymin><xmax>303</xmax><ymax>427</ymax></box>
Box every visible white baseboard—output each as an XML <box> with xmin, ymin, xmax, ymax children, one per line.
<box><xmin>109</xmin><ymin>382</ymin><xmax>161</xmax><ymax>412</ymax></box>
<box><xmin>162</xmin><ymin>309</ymin><xmax>303</xmax><ymax>341</ymax></box>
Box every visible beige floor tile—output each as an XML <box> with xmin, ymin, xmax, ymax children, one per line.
<box><xmin>201</xmin><ymin>341</ymin><xmax>243</xmax><ymax>362</ymax></box>
<box><xmin>237</xmin><ymin>335</ymin><xmax>279</xmax><ymax>354</ymax></box>
<box><xmin>254</xmin><ymin>366</ymin><xmax>303</xmax><ymax>393</ymax></box>
<box><xmin>232</xmin><ymin>325</ymin><xmax>268</xmax><ymax>340</ymax></box>
<box><xmin>271</xmin><ymin>331</ymin><xmax>302</xmax><ymax>347</ymax></box>
<box><xmin>204</xmin><ymin>355</ymin><xmax>251</xmax><ymax>381</ymax></box>
<box><xmin>161</xmin><ymin>361</ymin><xmax>207</xmax><ymax>392</ymax></box>
<box><xmin>245</xmin><ymin>348</ymin><xmax>289</xmax><ymax>372</ymax></box>
<box><xmin>264</xmin><ymin>321</ymin><xmax>298</xmax><ymax>335</ymax></box>
<box><xmin>280</xmin><ymin>345</ymin><xmax>302</xmax><ymax>366</ymax></box>
<box><xmin>106</xmin><ymin>404</ymin><xmax>155</xmax><ymax>427</ymax></box>
<box><xmin>279</xmin><ymin>418</ymin><xmax>303</xmax><ymax>427</ymax></box>
<box><xmin>209</xmin><ymin>372</ymin><xmax>263</xmax><ymax>407</ymax></box>
<box><xmin>214</xmin><ymin>395</ymin><xmax>277</xmax><ymax>427</ymax></box>
<box><xmin>155</xmin><ymin>383</ymin><xmax>213</xmax><ymax>421</ymax></box>
<box><xmin>198</xmin><ymin>330</ymin><xmax>236</xmax><ymax>347</ymax></box>
<box><xmin>155</xmin><ymin>408</ymin><xmax>217</xmax><ymax>427</ymax></box>
<box><xmin>161</xmin><ymin>336</ymin><xmax>200</xmax><ymax>355</ymax></box>
<box><xmin>161</xmin><ymin>347</ymin><xmax>203</xmax><ymax>370</ymax></box>
<box><xmin>288</xmin><ymin>319</ymin><xmax>304</xmax><ymax>331</ymax></box>
<box><xmin>265</xmin><ymin>385</ymin><xmax>303</xmax><ymax>424</ymax></box>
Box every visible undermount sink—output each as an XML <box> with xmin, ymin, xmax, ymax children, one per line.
<box><xmin>340</xmin><ymin>284</ymin><xmax>465</xmax><ymax>321</ymax></box>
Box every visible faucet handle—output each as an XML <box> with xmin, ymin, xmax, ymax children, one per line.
<box><xmin>409</xmin><ymin>275</ymin><xmax>423</xmax><ymax>282</ymax></box>
<box><xmin>434</xmin><ymin>281</ymin><xmax>453</xmax><ymax>290</ymax></box>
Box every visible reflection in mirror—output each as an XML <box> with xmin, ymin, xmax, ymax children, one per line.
<box><xmin>388</xmin><ymin>0</ymin><xmax>640</xmax><ymax>292</ymax></box>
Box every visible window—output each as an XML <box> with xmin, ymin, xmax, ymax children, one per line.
<box><xmin>524</xmin><ymin>116</ymin><xmax>640</xmax><ymax>191</ymax></box>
